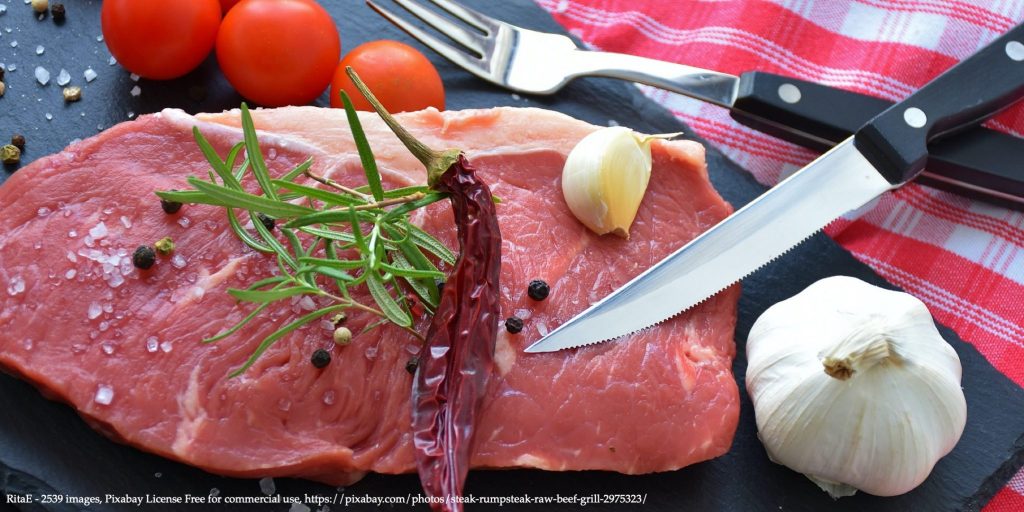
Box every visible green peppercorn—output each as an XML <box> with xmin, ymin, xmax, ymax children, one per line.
<box><xmin>505</xmin><ymin>316</ymin><xmax>524</xmax><ymax>334</ymax></box>
<box><xmin>154</xmin><ymin>237</ymin><xmax>175</xmax><ymax>255</ymax></box>
<box><xmin>527</xmin><ymin>279</ymin><xmax>550</xmax><ymax>301</ymax></box>
<box><xmin>257</xmin><ymin>212</ymin><xmax>275</xmax><ymax>231</ymax></box>
<box><xmin>405</xmin><ymin>356</ymin><xmax>419</xmax><ymax>375</ymax></box>
<box><xmin>160</xmin><ymin>198</ymin><xmax>182</xmax><ymax>214</ymax></box>
<box><xmin>311</xmin><ymin>348</ymin><xmax>331</xmax><ymax>369</ymax></box>
<box><xmin>1</xmin><ymin>145</ymin><xmax>20</xmax><ymax>165</ymax></box>
<box><xmin>132</xmin><ymin>246</ymin><xmax>156</xmax><ymax>269</ymax></box>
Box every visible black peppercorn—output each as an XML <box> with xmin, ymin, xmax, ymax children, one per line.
<box><xmin>435</xmin><ymin>279</ymin><xmax>445</xmax><ymax>295</ymax></box>
<box><xmin>527</xmin><ymin>279</ymin><xmax>550</xmax><ymax>301</ymax></box>
<box><xmin>257</xmin><ymin>212</ymin><xmax>276</xmax><ymax>231</ymax></box>
<box><xmin>11</xmin><ymin>134</ymin><xmax>25</xmax><ymax>150</ymax></box>
<box><xmin>0</xmin><ymin>68</ymin><xmax>4</xmax><ymax>81</ymax></box>
<box><xmin>311</xmin><ymin>348</ymin><xmax>331</xmax><ymax>369</ymax></box>
<box><xmin>160</xmin><ymin>198</ymin><xmax>182</xmax><ymax>214</ymax></box>
<box><xmin>50</xmin><ymin>3</ymin><xmax>65</xmax><ymax>21</ymax></box>
<box><xmin>505</xmin><ymin>316</ymin><xmax>524</xmax><ymax>334</ymax></box>
<box><xmin>405</xmin><ymin>356</ymin><xmax>419</xmax><ymax>375</ymax></box>
<box><xmin>132</xmin><ymin>246</ymin><xmax>156</xmax><ymax>269</ymax></box>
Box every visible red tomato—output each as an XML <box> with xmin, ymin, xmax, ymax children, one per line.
<box><xmin>101</xmin><ymin>0</ymin><xmax>221</xmax><ymax>80</ymax></box>
<box><xmin>331</xmin><ymin>40</ymin><xmax>445</xmax><ymax>113</ymax></box>
<box><xmin>219</xmin><ymin>0</ymin><xmax>243</xmax><ymax>14</ymax></box>
<box><xmin>216</xmin><ymin>0</ymin><xmax>341</xmax><ymax>107</ymax></box>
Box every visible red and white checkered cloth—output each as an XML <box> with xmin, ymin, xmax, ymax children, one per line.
<box><xmin>534</xmin><ymin>0</ymin><xmax>1024</xmax><ymax>508</ymax></box>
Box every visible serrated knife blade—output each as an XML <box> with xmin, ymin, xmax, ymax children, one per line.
<box><xmin>524</xmin><ymin>142</ymin><xmax>890</xmax><ymax>353</ymax></box>
<box><xmin>525</xmin><ymin>22</ymin><xmax>1024</xmax><ymax>353</ymax></box>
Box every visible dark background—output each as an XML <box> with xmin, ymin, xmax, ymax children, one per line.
<box><xmin>2</xmin><ymin>1</ymin><xmax>1024</xmax><ymax>511</ymax></box>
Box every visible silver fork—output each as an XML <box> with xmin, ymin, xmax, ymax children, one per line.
<box><xmin>366</xmin><ymin>0</ymin><xmax>740</xmax><ymax>108</ymax></box>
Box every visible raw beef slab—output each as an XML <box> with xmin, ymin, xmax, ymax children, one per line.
<box><xmin>0</xmin><ymin>106</ymin><xmax>739</xmax><ymax>485</ymax></box>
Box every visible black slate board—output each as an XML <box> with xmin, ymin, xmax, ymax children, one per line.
<box><xmin>2</xmin><ymin>1</ymin><xmax>1024</xmax><ymax>511</ymax></box>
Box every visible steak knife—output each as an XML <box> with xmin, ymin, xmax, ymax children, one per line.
<box><xmin>526</xmin><ymin>25</ymin><xmax>1024</xmax><ymax>353</ymax></box>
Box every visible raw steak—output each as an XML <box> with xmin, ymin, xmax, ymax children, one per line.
<box><xmin>0</xmin><ymin>106</ymin><xmax>740</xmax><ymax>485</ymax></box>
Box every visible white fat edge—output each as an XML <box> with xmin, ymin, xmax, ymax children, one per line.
<box><xmin>160</xmin><ymin>108</ymin><xmax>329</xmax><ymax>162</ymax></box>
<box><xmin>171</xmin><ymin>365</ymin><xmax>209</xmax><ymax>457</ymax></box>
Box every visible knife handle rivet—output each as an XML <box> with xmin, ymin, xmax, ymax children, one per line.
<box><xmin>903</xmin><ymin>107</ymin><xmax>927</xmax><ymax>128</ymax></box>
<box><xmin>778</xmin><ymin>83</ymin><xmax>802</xmax><ymax>104</ymax></box>
<box><xmin>1006</xmin><ymin>41</ymin><xmax>1024</xmax><ymax>61</ymax></box>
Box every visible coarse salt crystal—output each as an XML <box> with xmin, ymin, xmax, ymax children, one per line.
<box><xmin>68</xmin><ymin>229</ymin><xmax>77</xmax><ymax>238</ymax></box>
<box><xmin>94</xmin><ymin>385</ymin><xmax>114</xmax><ymax>405</ymax></box>
<box><xmin>127</xmin><ymin>111</ymin><xmax>135</xmax><ymax>119</ymax></box>
<box><xmin>101</xmin><ymin>341</ymin><xmax>114</xmax><ymax>354</ymax></box>
<box><xmin>171</xmin><ymin>254</ymin><xmax>187</xmax><ymax>269</ymax></box>
<box><xmin>298</xmin><ymin>296</ymin><xmax>316</xmax><ymax>311</ymax></box>
<box><xmin>96</xmin><ymin>34</ymin><xmax>103</xmax><ymax>42</ymax></box>
<box><xmin>37</xmin><ymin>207</ymin><xmax>51</xmax><ymax>216</ymax></box>
<box><xmin>130</xmin><ymin>85</ymin><xmax>141</xmax><ymax>97</ymax></box>
<box><xmin>515</xmin><ymin>309</ymin><xmax>531</xmax><ymax>320</ymax></box>
<box><xmin>365</xmin><ymin>346</ymin><xmax>378</xmax><ymax>360</ymax></box>
<box><xmin>89</xmin><ymin>221</ymin><xmax>108</xmax><ymax>239</ymax></box>
<box><xmin>322</xmin><ymin>390</ymin><xmax>336</xmax><ymax>406</ymax></box>
<box><xmin>321</xmin><ymin>320</ymin><xmax>335</xmax><ymax>331</ymax></box>
<box><xmin>120</xmin><ymin>216</ymin><xmax>132</xmax><ymax>228</ymax></box>
<box><xmin>7</xmin><ymin>276</ymin><xmax>25</xmax><ymax>296</ymax></box>
<box><xmin>34</xmin><ymin>65</ymin><xmax>49</xmax><ymax>85</ymax></box>
<box><xmin>0</xmin><ymin>5</ymin><xmax>6</xmax><ymax>14</ymax></box>
<box><xmin>44</xmin><ymin>113</ymin><xmax>52</xmax><ymax>121</ymax></box>
<box><xmin>108</xmin><ymin>55</ymin><xmax>116</xmax><ymax>66</ymax></box>
<box><xmin>9</xmin><ymin>40</ymin><xmax>16</xmax><ymax>48</ymax></box>
<box><xmin>146</xmin><ymin>337</ymin><xmax>159</xmax><ymax>353</ymax></box>
<box><xmin>64</xmin><ymin>269</ymin><xmax>76</xmax><ymax>279</ymax></box>
<box><xmin>35</xmin><ymin>45</ymin><xmax>43</xmax><ymax>55</ymax></box>
<box><xmin>99</xmin><ymin>321</ymin><xmax>110</xmax><ymax>332</ymax></box>
<box><xmin>177</xmin><ymin>216</ymin><xmax>191</xmax><ymax>228</ymax></box>
<box><xmin>259</xmin><ymin>477</ymin><xmax>276</xmax><ymax>496</ymax></box>
<box><xmin>103</xmin><ymin>303</ymin><xmax>113</xmax><ymax>313</ymax></box>
<box><xmin>84</xmin><ymin>68</ymin><xmax>97</xmax><ymax>82</ymax></box>
<box><xmin>159</xmin><ymin>341</ymin><xmax>172</xmax><ymax>353</ymax></box>
<box><xmin>129</xmin><ymin>73</ymin><xmax>139</xmax><ymax>81</ymax></box>
<box><xmin>6</xmin><ymin>63</ymin><xmax>15</xmax><ymax>71</ymax></box>
<box><xmin>87</xmin><ymin>302</ymin><xmax>102</xmax><ymax>319</ymax></box>
<box><xmin>67</xmin><ymin>251</ymin><xmax>77</xmax><ymax>262</ymax></box>
<box><xmin>536</xmin><ymin>321</ymin><xmax>549</xmax><ymax>336</ymax></box>
<box><xmin>56</xmin><ymin>68</ymin><xmax>69</xmax><ymax>86</ymax></box>
<box><xmin>107</xmin><ymin>272</ymin><xmax>125</xmax><ymax>288</ymax></box>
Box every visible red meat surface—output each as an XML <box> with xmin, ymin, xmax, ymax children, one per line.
<box><xmin>0</xmin><ymin>106</ymin><xmax>739</xmax><ymax>485</ymax></box>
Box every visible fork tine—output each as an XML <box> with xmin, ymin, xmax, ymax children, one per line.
<box><xmin>366</xmin><ymin>0</ymin><xmax>490</xmax><ymax>79</ymax></box>
<box><xmin>425</xmin><ymin>0</ymin><xmax>499</xmax><ymax>33</ymax></box>
<box><xmin>389</xmin><ymin>0</ymin><xmax>487</xmax><ymax>56</ymax></box>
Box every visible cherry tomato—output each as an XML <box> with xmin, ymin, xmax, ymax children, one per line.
<box><xmin>219</xmin><ymin>0</ymin><xmax>243</xmax><ymax>14</ymax></box>
<box><xmin>217</xmin><ymin>0</ymin><xmax>341</xmax><ymax>107</ymax></box>
<box><xmin>331</xmin><ymin>40</ymin><xmax>445</xmax><ymax>113</ymax></box>
<box><xmin>101</xmin><ymin>0</ymin><xmax>221</xmax><ymax>80</ymax></box>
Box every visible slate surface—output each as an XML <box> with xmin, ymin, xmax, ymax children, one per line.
<box><xmin>1</xmin><ymin>1</ymin><xmax>1023</xmax><ymax>511</ymax></box>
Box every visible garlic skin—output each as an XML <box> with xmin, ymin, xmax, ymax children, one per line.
<box><xmin>561</xmin><ymin>127</ymin><xmax>677</xmax><ymax>238</ymax></box>
<box><xmin>746</xmin><ymin>276</ymin><xmax>966</xmax><ymax>498</ymax></box>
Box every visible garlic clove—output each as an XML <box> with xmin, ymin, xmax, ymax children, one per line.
<box><xmin>561</xmin><ymin>127</ymin><xmax>679</xmax><ymax>238</ymax></box>
<box><xmin>746</xmin><ymin>276</ymin><xmax>966</xmax><ymax>498</ymax></box>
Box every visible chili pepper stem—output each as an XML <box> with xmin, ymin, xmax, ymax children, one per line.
<box><xmin>345</xmin><ymin>67</ymin><xmax>461</xmax><ymax>188</ymax></box>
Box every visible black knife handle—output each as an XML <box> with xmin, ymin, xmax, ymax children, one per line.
<box><xmin>732</xmin><ymin>72</ymin><xmax>892</xmax><ymax>151</ymax></box>
<box><xmin>730</xmin><ymin>71</ymin><xmax>1024</xmax><ymax>208</ymax></box>
<box><xmin>855</xmin><ymin>23</ymin><xmax>1024</xmax><ymax>185</ymax></box>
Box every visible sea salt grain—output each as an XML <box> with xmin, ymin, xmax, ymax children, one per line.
<box><xmin>259</xmin><ymin>477</ymin><xmax>276</xmax><ymax>496</ymax></box>
<box><xmin>64</xmin><ymin>269</ymin><xmax>76</xmax><ymax>279</ymax></box>
<box><xmin>322</xmin><ymin>390</ymin><xmax>336</xmax><ymax>406</ymax></box>
<box><xmin>129</xmin><ymin>73</ymin><xmax>139</xmax><ymax>81</ymax></box>
<box><xmin>56</xmin><ymin>68</ymin><xmax>69</xmax><ymax>86</ymax></box>
<box><xmin>35</xmin><ymin>45</ymin><xmax>42</xmax><ymax>55</ymax></box>
<box><xmin>37</xmin><ymin>206</ymin><xmax>51</xmax><ymax>216</ymax></box>
<box><xmin>34</xmin><ymin>66</ymin><xmax>49</xmax><ymax>85</ymax></box>
<box><xmin>0</xmin><ymin>5</ymin><xmax>7</xmax><ymax>14</ymax></box>
<box><xmin>171</xmin><ymin>254</ymin><xmax>187</xmax><ymax>269</ymax></box>
<box><xmin>108</xmin><ymin>55</ymin><xmax>116</xmax><ymax>66</ymax></box>
<box><xmin>44</xmin><ymin>113</ymin><xmax>52</xmax><ymax>121</ymax></box>
<box><xmin>101</xmin><ymin>341</ymin><xmax>115</xmax><ymax>354</ymax></box>
<box><xmin>9</xmin><ymin>40</ymin><xmax>16</xmax><ymax>48</ymax></box>
<box><xmin>130</xmin><ymin>85</ymin><xmax>141</xmax><ymax>97</ymax></box>
<box><xmin>94</xmin><ymin>385</ymin><xmax>114</xmax><ymax>405</ymax></box>
<box><xmin>7</xmin><ymin>276</ymin><xmax>25</xmax><ymax>296</ymax></box>
<box><xmin>96</xmin><ymin>34</ymin><xmax>103</xmax><ymax>42</ymax></box>
<box><xmin>177</xmin><ymin>216</ymin><xmax>191</xmax><ymax>228</ymax></box>
<box><xmin>89</xmin><ymin>221</ymin><xmax>108</xmax><ymax>239</ymax></box>
<box><xmin>120</xmin><ymin>216</ymin><xmax>132</xmax><ymax>228</ymax></box>
<box><xmin>83</xmin><ymin>67</ymin><xmax>97</xmax><ymax>82</ymax></box>
<box><xmin>146</xmin><ymin>336</ymin><xmax>159</xmax><ymax>353</ymax></box>
<box><xmin>159</xmin><ymin>341</ymin><xmax>172</xmax><ymax>353</ymax></box>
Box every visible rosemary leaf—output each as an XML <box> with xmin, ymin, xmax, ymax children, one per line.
<box><xmin>405</xmin><ymin>221</ymin><xmax>457</xmax><ymax>265</ymax></box>
<box><xmin>367</xmin><ymin>271</ymin><xmax>412</xmax><ymax>327</ymax></box>
<box><xmin>273</xmin><ymin>180</ymin><xmax>366</xmax><ymax>207</ymax></box>
<box><xmin>240</xmin><ymin>103</ymin><xmax>279</xmax><ymax>201</ymax></box>
<box><xmin>194</xmin><ymin>127</ymin><xmax>243</xmax><ymax>189</ymax></box>
<box><xmin>224</xmin><ymin>142</ymin><xmax>246</xmax><ymax>177</ymax></box>
<box><xmin>341</xmin><ymin>91</ymin><xmax>384</xmax><ymax>202</ymax></box>
<box><xmin>382</xmin><ymin>192</ymin><xmax>449</xmax><ymax>221</ymax></box>
<box><xmin>386</xmin><ymin>251</ymin><xmax>439</xmax><ymax>312</ymax></box>
<box><xmin>155</xmin><ymin>190</ymin><xmax>232</xmax><ymax>208</ymax></box>
<box><xmin>250</xmin><ymin>210</ymin><xmax>298</xmax><ymax>270</ymax></box>
<box><xmin>187</xmin><ymin>178</ymin><xmax>314</xmax><ymax>218</ymax></box>
<box><xmin>298</xmin><ymin>256</ymin><xmax>367</xmax><ymax>270</ymax></box>
<box><xmin>312</xmin><ymin>266</ymin><xmax>356</xmax><ymax>282</ymax></box>
<box><xmin>379</xmin><ymin>261</ymin><xmax>445</xmax><ymax>280</ymax></box>
<box><xmin>228</xmin><ymin>208</ymin><xmax>273</xmax><ymax>253</ymax></box>
<box><xmin>228</xmin><ymin>305</ymin><xmax>347</xmax><ymax>377</ymax></box>
<box><xmin>228</xmin><ymin>285</ymin><xmax>318</xmax><ymax>303</ymax></box>
<box><xmin>245</xmin><ymin>275</ymin><xmax>291</xmax><ymax>291</ymax></box>
<box><xmin>278</xmin><ymin>156</ymin><xmax>315</xmax><ymax>183</ymax></box>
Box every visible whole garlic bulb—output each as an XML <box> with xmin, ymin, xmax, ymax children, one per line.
<box><xmin>746</xmin><ymin>276</ymin><xmax>966</xmax><ymax>498</ymax></box>
<box><xmin>561</xmin><ymin>127</ymin><xmax>678</xmax><ymax>238</ymax></box>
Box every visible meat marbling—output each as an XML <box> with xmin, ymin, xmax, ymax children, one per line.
<box><xmin>0</xmin><ymin>106</ymin><xmax>740</xmax><ymax>485</ymax></box>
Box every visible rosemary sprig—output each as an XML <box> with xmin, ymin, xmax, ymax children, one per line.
<box><xmin>156</xmin><ymin>98</ymin><xmax>453</xmax><ymax>377</ymax></box>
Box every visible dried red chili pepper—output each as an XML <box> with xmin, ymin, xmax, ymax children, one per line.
<box><xmin>413</xmin><ymin>155</ymin><xmax>501</xmax><ymax>511</ymax></box>
<box><xmin>346</xmin><ymin>68</ymin><xmax>502</xmax><ymax>511</ymax></box>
